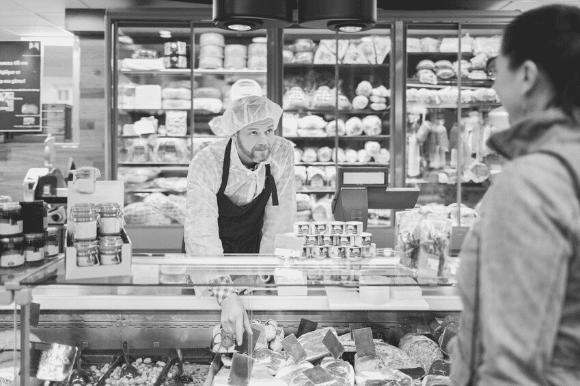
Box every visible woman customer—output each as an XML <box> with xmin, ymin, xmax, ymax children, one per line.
<box><xmin>451</xmin><ymin>4</ymin><xmax>580</xmax><ymax>386</ymax></box>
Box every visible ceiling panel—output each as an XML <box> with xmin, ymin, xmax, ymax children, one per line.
<box><xmin>64</xmin><ymin>0</ymin><xmax>89</xmax><ymax>7</ymax></box>
<box><xmin>0</xmin><ymin>14</ymin><xmax>55</xmax><ymax>27</ymax></box>
<box><xmin>0</xmin><ymin>0</ymin><xmax>25</xmax><ymax>11</ymax></box>
<box><xmin>3</xmin><ymin>25</ymin><xmax>72</xmax><ymax>37</ymax></box>
<box><xmin>38</xmin><ymin>12</ymin><xmax>66</xmax><ymax>27</ymax></box>
<box><xmin>15</xmin><ymin>0</ymin><xmax>64</xmax><ymax>13</ymax></box>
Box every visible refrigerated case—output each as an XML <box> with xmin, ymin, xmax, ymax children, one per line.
<box><xmin>2</xmin><ymin>254</ymin><xmax>460</xmax><ymax>386</ymax></box>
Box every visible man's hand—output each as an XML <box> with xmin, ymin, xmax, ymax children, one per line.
<box><xmin>220</xmin><ymin>293</ymin><xmax>252</xmax><ymax>345</ymax></box>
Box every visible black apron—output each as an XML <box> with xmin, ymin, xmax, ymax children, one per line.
<box><xmin>182</xmin><ymin>138</ymin><xmax>279</xmax><ymax>253</ymax></box>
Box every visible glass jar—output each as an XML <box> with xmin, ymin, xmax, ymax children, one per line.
<box><xmin>0</xmin><ymin>202</ymin><xmax>23</xmax><ymax>236</ymax></box>
<box><xmin>72</xmin><ymin>167</ymin><xmax>101</xmax><ymax>194</ymax></box>
<box><xmin>69</xmin><ymin>204</ymin><xmax>98</xmax><ymax>241</ymax></box>
<box><xmin>98</xmin><ymin>236</ymin><xmax>123</xmax><ymax>265</ymax></box>
<box><xmin>75</xmin><ymin>239</ymin><xmax>99</xmax><ymax>267</ymax></box>
<box><xmin>24</xmin><ymin>233</ymin><xmax>45</xmax><ymax>263</ymax></box>
<box><xmin>0</xmin><ymin>235</ymin><xmax>25</xmax><ymax>268</ymax></box>
<box><xmin>45</xmin><ymin>228</ymin><xmax>59</xmax><ymax>257</ymax></box>
<box><xmin>97</xmin><ymin>203</ymin><xmax>123</xmax><ymax>236</ymax></box>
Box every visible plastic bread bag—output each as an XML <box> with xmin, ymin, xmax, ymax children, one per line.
<box><xmin>282</xmin><ymin>113</ymin><xmax>299</xmax><ymax>137</ymax></box>
<box><xmin>332</xmin><ymin>147</ymin><xmax>346</xmax><ymax>163</ymax></box>
<box><xmin>127</xmin><ymin>138</ymin><xmax>151</xmax><ymax>163</ymax></box>
<box><xmin>418</xmin><ymin>218</ymin><xmax>452</xmax><ymax>284</ymax></box>
<box><xmin>326</xmin><ymin>119</ymin><xmax>346</xmax><ymax>136</ymax></box>
<box><xmin>317</xmin><ymin>147</ymin><xmax>333</xmax><ymax>162</ymax></box>
<box><xmin>153</xmin><ymin>138</ymin><xmax>190</xmax><ymax>163</ymax></box>
<box><xmin>165</xmin><ymin>111</ymin><xmax>187</xmax><ymax>136</ymax></box>
<box><xmin>301</xmin><ymin>148</ymin><xmax>318</xmax><ymax>163</ymax></box>
<box><xmin>396</xmin><ymin>210</ymin><xmax>422</xmax><ymax>273</ymax></box>
<box><xmin>307</xmin><ymin>166</ymin><xmax>326</xmax><ymax>188</ymax></box>
<box><xmin>294</xmin><ymin>148</ymin><xmax>304</xmax><ymax>165</ymax></box>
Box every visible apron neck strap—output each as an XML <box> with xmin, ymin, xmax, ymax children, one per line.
<box><xmin>266</xmin><ymin>164</ymin><xmax>279</xmax><ymax>206</ymax></box>
<box><xmin>218</xmin><ymin>139</ymin><xmax>233</xmax><ymax>195</ymax></box>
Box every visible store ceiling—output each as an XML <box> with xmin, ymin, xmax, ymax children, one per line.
<box><xmin>0</xmin><ymin>0</ymin><xmax>579</xmax><ymax>41</ymax></box>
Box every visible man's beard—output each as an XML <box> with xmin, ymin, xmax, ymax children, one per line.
<box><xmin>236</xmin><ymin>135</ymin><xmax>270</xmax><ymax>163</ymax></box>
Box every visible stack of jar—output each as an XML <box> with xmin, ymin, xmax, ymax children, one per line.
<box><xmin>68</xmin><ymin>203</ymin><xmax>125</xmax><ymax>267</ymax></box>
<box><xmin>292</xmin><ymin>220</ymin><xmax>375</xmax><ymax>261</ymax></box>
<box><xmin>0</xmin><ymin>200</ymin><xmax>57</xmax><ymax>268</ymax></box>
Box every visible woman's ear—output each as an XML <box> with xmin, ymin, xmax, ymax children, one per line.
<box><xmin>520</xmin><ymin>59</ymin><xmax>540</xmax><ymax>96</ymax></box>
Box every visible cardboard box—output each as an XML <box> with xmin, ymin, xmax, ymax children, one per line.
<box><xmin>65</xmin><ymin>228</ymin><xmax>132</xmax><ymax>280</ymax></box>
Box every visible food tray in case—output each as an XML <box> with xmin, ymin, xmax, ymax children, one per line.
<box><xmin>156</xmin><ymin>349</ymin><xmax>213</xmax><ymax>386</ymax></box>
<box><xmin>95</xmin><ymin>349</ymin><xmax>172</xmax><ymax>386</ymax></box>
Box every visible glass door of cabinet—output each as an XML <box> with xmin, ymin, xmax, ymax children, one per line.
<box><xmin>191</xmin><ymin>25</ymin><xmax>268</xmax><ymax>157</ymax></box>
<box><xmin>113</xmin><ymin>22</ymin><xmax>193</xmax><ymax>227</ymax></box>
<box><xmin>283</xmin><ymin>26</ymin><xmax>392</xmax><ymax>227</ymax></box>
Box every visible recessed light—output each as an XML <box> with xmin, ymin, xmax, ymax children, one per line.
<box><xmin>338</xmin><ymin>25</ymin><xmax>364</xmax><ymax>33</ymax></box>
<box><xmin>227</xmin><ymin>24</ymin><xmax>252</xmax><ymax>32</ymax></box>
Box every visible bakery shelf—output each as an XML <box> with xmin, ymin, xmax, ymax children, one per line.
<box><xmin>286</xmin><ymin>136</ymin><xmax>390</xmax><ymax>140</ymax></box>
<box><xmin>192</xmin><ymin>135</ymin><xmax>227</xmax><ymax>139</ymax></box>
<box><xmin>284</xmin><ymin>109</ymin><xmax>389</xmax><ymax>115</ymax></box>
<box><xmin>193</xmin><ymin>69</ymin><xmax>267</xmax><ymax>76</ymax></box>
<box><xmin>120</xmin><ymin>135</ymin><xmax>191</xmax><ymax>139</ymax></box>
<box><xmin>119</xmin><ymin>162</ymin><xmax>190</xmax><ymax>168</ymax></box>
<box><xmin>296</xmin><ymin>162</ymin><xmax>389</xmax><ymax>167</ymax></box>
<box><xmin>119</xmin><ymin>69</ymin><xmax>191</xmax><ymax>75</ymax></box>
<box><xmin>407</xmin><ymin>51</ymin><xmax>475</xmax><ymax>57</ymax></box>
<box><xmin>118</xmin><ymin>108</ymin><xmax>192</xmax><ymax>113</ymax></box>
<box><xmin>126</xmin><ymin>188</ymin><xmax>186</xmax><ymax>194</ymax></box>
<box><xmin>407</xmin><ymin>79</ymin><xmax>494</xmax><ymax>88</ymax></box>
<box><xmin>406</xmin><ymin>102</ymin><xmax>502</xmax><ymax>109</ymax></box>
<box><xmin>284</xmin><ymin>63</ymin><xmax>389</xmax><ymax>69</ymax></box>
<box><xmin>297</xmin><ymin>189</ymin><xmax>336</xmax><ymax>194</ymax></box>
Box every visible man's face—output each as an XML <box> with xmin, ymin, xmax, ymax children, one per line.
<box><xmin>235</xmin><ymin>118</ymin><xmax>275</xmax><ymax>164</ymax></box>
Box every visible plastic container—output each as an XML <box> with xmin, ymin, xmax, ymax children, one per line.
<box><xmin>45</xmin><ymin>227</ymin><xmax>59</xmax><ymax>257</ymax></box>
<box><xmin>99</xmin><ymin>236</ymin><xmax>123</xmax><ymax>265</ymax></box>
<box><xmin>358</xmin><ymin>232</ymin><xmax>373</xmax><ymax>247</ymax></box>
<box><xmin>345</xmin><ymin>221</ymin><xmax>364</xmax><ymax>235</ymax></box>
<box><xmin>0</xmin><ymin>235</ymin><xmax>25</xmax><ymax>268</ymax></box>
<box><xmin>329</xmin><ymin>221</ymin><xmax>345</xmax><ymax>235</ymax></box>
<box><xmin>72</xmin><ymin>167</ymin><xmax>101</xmax><ymax>194</ymax></box>
<box><xmin>159</xmin><ymin>265</ymin><xmax>188</xmax><ymax>284</ymax></box>
<box><xmin>98</xmin><ymin>203</ymin><xmax>123</xmax><ymax>236</ymax></box>
<box><xmin>0</xmin><ymin>202</ymin><xmax>23</xmax><ymax>236</ymax></box>
<box><xmin>75</xmin><ymin>239</ymin><xmax>99</xmax><ymax>267</ymax></box>
<box><xmin>24</xmin><ymin>233</ymin><xmax>45</xmax><ymax>263</ymax></box>
<box><xmin>70</xmin><ymin>204</ymin><xmax>98</xmax><ymax>241</ymax></box>
<box><xmin>310</xmin><ymin>221</ymin><xmax>329</xmax><ymax>235</ymax></box>
<box><xmin>294</xmin><ymin>221</ymin><xmax>310</xmax><ymax>236</ymax></box>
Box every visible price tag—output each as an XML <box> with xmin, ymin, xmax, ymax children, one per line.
<box><xmin>349</xmin><ymin>323</ymin><xmax>362</xmax><ymax>339</ymax></box>
<box><xmin>234</xmin><ymin>326</ymin><xmax>261</xmax><ymax>356</ymax></box>
<box><xmin>281</xmin><ymin>334</ymin><xmax>307</xmax><ymax>363</ymax></box>
<box><xmin>228</xmin><ymin>353</ymin><xmax>254</xmax><ymax>386</ymax></box>
<box><xmin>303</xmin><ymin>366</ymin><xmax>334</xmax><ymax>385</ymax></box>
<box><xmin>322</xmin><ymin>330</ymin><xmax>345</xmax><ymax>360</ymax></box>
<box><xmin>296</xmin><ymin>318</ymin><xmax>318</xmax><ymax>338</ymax></box>
<box><xmin>353</xmin><ymin>327</ymin><xmax>376</xmax><ymax>357</ymax></box>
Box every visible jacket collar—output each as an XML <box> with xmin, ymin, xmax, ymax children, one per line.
<box><xmin>487</xmin><ymin>108</ymin><xmax>576</xmax><ymax>160</ymax></box>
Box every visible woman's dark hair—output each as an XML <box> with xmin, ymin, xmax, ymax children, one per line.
<box><xmin>502</xmin><ymin>4</ymin><xmax>580</xmax><ymax>120</ymax></box>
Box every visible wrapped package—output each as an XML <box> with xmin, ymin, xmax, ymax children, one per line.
<box><xmin>371</xmin><ymin>85</ymin><xmax>389</xmax><ymax>98</ymax></box>
<box><xmin>297</xmin><ymin>327</ymin><xmax>337</xmax><ymax>362</ymax></box>
<box><xmin>318</xmin><ymin>39</ymin><xmax>350</xmax><ymax>62</ymax></box>
<box><xmin>133</xmin><ymin>116</ymin><xmax>158</xmax><ymax>135</ymax></box>
<box><xmin>370</xmin><ymin>96</ymin><xmax>387</xmax><ymax>103</ymax></box>
<box><xmin>376</xmin><ymin>148</ymin><xmax>390</xmax><ymax>164</ymax></box>
<box><xmin>122</xmin><ymin>124</ymin><xmax>136</xmax><ymax>136</ymax></box>
<box><xmin>417</xmin><ymin>59</ymin><xmax>435</xmax><ymax>71</ymax></box>
<box><xmin>144</xmin><ymin>193</ymin><xmax>186</xmax><ymax>224</ymax></box>
<box><xmin>362</xmin><ymin>115</ymin><xmax>382</xmax><ymax>136</ymax></box>
<box><xmin>307</xmin><ymin>167</ymin><xmax>326</xmax><ymax>188</ymax></box>
<box><xmin>294</xmin><ymin>166</ymin><xmax>307</xmax><ymax>190</ymax></box>
<box><xmin>325</xmin><ymin>166</ymin><xmax>337</xmax><ymax>188</ymax></box>
<box><xmin>248</xmin><ymin>43</ymin><xmax>267</xmax><ymax>56</ymax></box>
<box><xmin>193</xmin><ymin>87</ymin><xmax>221</xmax><ymax>99</ymax></box>
<box><xmin>292</xmin><ymin>51</ymin><xmax>314</xmax><ymax>64</ymax></box>
<box><xmin>153</xmin><ymin>138</ymin><xmax>190</xmax><ymax>163</ymax></box>
<box><xmin>338</xmin><ymin>94</ymin><xmax>352</xmax><ymax>110</ymax></box>
<box><xmin>123</xmin><ymin>202</ymin><xmax>172</xmax><ymax>225</ymax></box>
<box><xmin>198</xmin><ymin>56</ymin><xmax>223</xmax><ymax>69</ymax></box>
<box><xmin>354</xmin><ymin>354</ymin><xmax>385</xmax><ymax>373</ymax></box>
<box><xmin>448</xmin><ymin>203</ymin><xmax>478</xmax><ymax>227</ymax></box>
<box><xmin>437</xmin><ymin>68</ymin><xmax>455</xmax><ymax>80</ymax></box>
<box><xmin>434</xmin><ymin>60</ymin><xmax>452</xmax><ymax>70</ymax></box>
<box><xmin>406</xmin><ymin>88</ymin><xmax>419</xmax><ymax>103</ymax></box>
<box><xmin>284</xmin><ymin>87</ymin><xmax>309</xmax><ymax>110</ymax></box>
<box><xmin>162</xmin><ymin>99</ymin><xmax>190</xmax><ymax>109</ymax></box>
<box><xmin>359</xmin><ymin>40</ymin><xmax>378</xmax><ymax>64</ymax></box>
<box><xmin>317</xmin><ymin>147</ymin><xmax>333</xmax><ymax>162</ymax></box>
<box><xmin>468</xmin><ymin>70</ymin><xmax>488</xmax><ymax>80</ymax></box>
<box><xmin>135</xmin><ymin>85</ymin><xmax>162</xmax><ymax>109</ymax></box>
<box><xmin>298</xmin><ymin>115</ymin><xmax>327</xmax><ymax>131</ymax></box>
<box><xmin>200</xmin><ymin>45</ymin><xmax>224</xmax><ymax>58</ymax></box>
<box><xmin>407</xmin><ymin>38</ymin><xmax>421</xmax><ymax>52</ymax></box>
<box><xmin>312</xmin><ymin>86</ymin><xmax>335</xmax><ymax>109</ymax></box>
<box><xmin>313</xmin><ymin>42</ymin><xmax>335</xmax><ymax>64</ymax></box>
<box><xmin>343</xmin><ymin>42</ymin><xmax>369</xmax><ymax>64</ymax></box>
<box><xmin>225</xmin><ymin>44</ymin><xmax>247</xmax><ymax>57</ymax></box>
<box><xmin>370</xmin><ymin>36</ymin><xmax>391</xmax><ymax>64</ymax></box>
<box><xmin>345</xmin><ymin>149</ymin><xmax>358</xmax><ymax>163</ymax></box>
<box><xmin>224</xmin><ymin>56</ymin><xmax>246</xmax><ymax>69</ymax></box>
<box><xmin>296</xmin><ymin>194</ymin><xmax>312</xmax><ymax>211</ymax></box>
<box><xmin>352</xmin><ymin>95</ymin><xmax>369</xmax><ymax>110</ymax></box>
<box><xmin>332</xmin><ymin>148</ymin><xmax>346</xmax><ymax>163</ymax></box>
<box><xmin>127</xmin><ymin>138</ymin><xmax>151</xmax><ymax>163</ymax></box>
<box><xmin>283</xmin><ymin>50</ymin><xmax>294</xmax><ymax>63</ymax></box>
<box><xmin>121</xmin><ymin>58</ymin><xmax>165</xmax><ymax>71</ymax></box>
<box><xmin>399</xmin><ymin>333</ymin><xmax>444</xmax><ymax>372</ymax></box>
<box><xmin>252</xmin><ymin>348</ymin><xmax>289</xmax><ymax>376</ymax></box>
<box><xmin>420</xmin><ymin>37</ymin><xmax>440</xmax><ymax>52</ymax></box>
<box><xmin>119</xmin><ymin>83</ymin><xmax>136</xmax><ymax>109</ymax></box>
<box><xmin>375</xmin><ymin>342</ymin><xmax>421</xmax><ymax>371</ymax></box>
<box><xmin>248</xmin><ymin>56</ymin><xmax>267</xmax><ymax>70</ymax></box>
<box><xmin>283</xmin><ymin>114</ymin><xmax>299</xmax><ymax>137</ymax></box>
<box><xmin>470</xmin><ymin>52</ymin><xmax>488</xmax><ymax>70</ymax></box>
<box><xmin>356</xmin><ymin>81</ymin><xmax>373</xmax><ymax>97</ymax></box>
<box><xmin>162</xmin><ymin>87</ymin><xmax>191</xmax><ymax>100</ymax></box>
<box><xmin>440</xmin><ymin>34</ymin><xmax>473</xmax><ymax>53</ymax></box>
<box><xmin>364</xmin><ymin>141</ymin><xmax>381</xmax><ymax>157</ymax></box>
<box><xmin>192</xmin><ymin>98</ymin><xmax>223</xmax><ymax>113</ymax></box>
<box><xmin>118</xmin><ymin>168</ymin><xmax>160</xmax><ymax>184</ymax></box>
<box><xmin>302</xmin><ymin>148</ymin><xmax>318</xmax><ymax>163</ymax></box>
<box><xmin>200</xmin><ymin>33</ymin><xmax>225</xmax><ymax>46</ymax></box>
<box><xmin>326</xmin><ymin>119</ymin><xmax>346</xmax><ymax>136</ymax></box>
<box><xmin>345</xmin><ymin>117</ymin><xmax>363</xmax><ymax>137</ymax></box>
<box><xmin>357</xmin><ymin>149</ymin><xmax>371</xmax><ymax>163</ymax></box>
<box><xmin>296</xmin><ymin>210</ymin><xmax>312</xmax><ymax>222</ymax></box>
<box><xmin>320</xmin><ymin>357</ymin><xmax>355</xmax><ymax>386</ymax></box>
<box><xmin>165</xmin><ymin>111</ymin><xmax>187</xmax><ymax>136</ymax></box>
<box><xmin>396</xmin><ymin>210</ymin><xmax>422</xmax><ymax>271</ymax></box>
<box><xmin>418</xmin><ymin>218</ymin><xmax>453</xmax><ymax>283</ymax></box>
<box><xmin>473</xmin><ymin>36</ymin><xmax>501</xmax><ymax>58</ymax></box>
<box><xmin>416</xmin><ymin>88</ymin><xmax>439</xmax><ymax>105</ymax></box>
<box><xmin>275</xmin><ymin>363</ymin><xmax>314</xmax><ymax>386</ymax></box>
<box><xmin>418</xmin><ymin>70</ymin><xmax>437</xmax><ymax>85</ymax></box>
<box><xmin>370</xmin><ymin>103</ymin><xmax>388</xmax><ymax>111</ymax></box>
<box><xmin>270</xmin><ymin>327</ymin><xmax>285</xmax><ymax>353</ymax></box>
<box><xmin>294</xmin><ymin>148</ymin><xmax>304</xmax><ymax>164</ymax></box>
<box><xmin>154</xmin><ymin>177</ymin><xmax>187</xmax><ymax>192</ymax></box>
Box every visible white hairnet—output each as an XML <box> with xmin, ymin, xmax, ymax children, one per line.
<box><xmin>220</xmin><ymin>95</ymin><xmax>283</xmax><ymax>136</ymax></box>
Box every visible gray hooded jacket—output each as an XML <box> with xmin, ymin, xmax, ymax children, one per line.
<box><xmin>450</xmin><ymin>109</ymin><xmax>580</xmax><ymax>385</ymax></box>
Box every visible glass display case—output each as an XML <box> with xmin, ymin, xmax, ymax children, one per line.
<box><xmin>282</xmin><ymin>26</ymin><xmax>392</xmax><ymax>227</ymax></box>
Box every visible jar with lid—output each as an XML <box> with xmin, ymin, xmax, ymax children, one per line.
<box><xmin>69</xmin><ymin>204</ymin><xmax>98</xmax><ymax>241</ymax></box>
<box><xmin>99</xmin><ymin>236</ymin><xmax>123</xmax><ymax>265</ymax></box>
<box><xmin>0</xmin><ymin>235</ymin><xmax>25</xmax><ymax>268</ymax></box>
<box><xmin>45</xmin><ymin>228</ymin><xmax>59</xmax><ymax>257</ymax></box>
<box><xmin>72</xmin><ymin>167</ymin><xmax>101</xmax><ymax>194</ymax></box>
<box><xmin>24</xmin><ymin>233</ymin><xmax>45</xmax><ymax>263</ymax></box>
<box><xmin>98</xmin><ymin>203</ymin><xmax>124</xmax><ymax>236</ymax></box>
<box><xmin>0</xmin><ymin>203</ymin><xmax>23</xmax><ymax>236</ymax></box>
<box><xmin>75</xmin><ymin>240</ymin><xmax>99</xmax><ymax>267</ymax></box>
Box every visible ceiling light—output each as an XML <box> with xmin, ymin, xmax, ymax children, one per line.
<box><xmin>298</xmin><ymin>0</ymin><xmax>376</xmax><ymax>32</ymax></box>
<box><xmin>213</xmin><ymin>0</ymin><xmax>292</xmax><ymax>31</ymax></box>
<box><xmin>227</xmin><ymin>24</ymin><xmax>252</xmax><ymax>32</ymax></box>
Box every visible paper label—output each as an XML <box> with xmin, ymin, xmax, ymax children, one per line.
<box><xmin>296</xmin><ymin>318</ymin><xmax>318</xmax><ymax>338</ymax></box>
<box><xmin>228</xmin><ymin>353</ymin><xmax>254</xmax><ymax>386</ymax></box>
<box><xmin>73</xmin><ymin>220</ymin><xmax>97</xmax><ymax>240</ymax></box>
<box><xmin>349</xmin><ymin>323</ymin><xmax>362</xmax><ymax>339</ymax></box>
<box><xmin>322</xmin><ymin>330</ymin><xmax>345</xmax><ymax>360</ymax></box>
<box><xmin>281</xmin><ymin>334</ymin><xmax>307</xmax><ymax>364</ymax></box>
<box><xmin>303</xmin><ymin>367</ymin><xmax>334</xmax><ymax>385</ymax></box>
<box><xmin>353</xmin><ymin>327</ymin><xmax>376</xmax><ymax>357</ymax></box>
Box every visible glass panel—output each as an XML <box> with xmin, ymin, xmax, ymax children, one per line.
<box><xmin>115</xmin><ymin>22</ymin><xmax>193</xmax><ymax>226</ymax></box>
<box><xmin>283</xmin><ymin>26</ymin><xmax>392</xmax><ymax>228</ymax></box>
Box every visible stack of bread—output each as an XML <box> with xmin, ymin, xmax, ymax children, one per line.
<box><xmin>198</xmin><ymin>33</ymin><xmax>225</xmax><ymax>69</ymax></box>
<box><xmin>224</xmin><ymin>44</ymin><xmax>247</xmax><ymax>70</ymax></box>
<box><xmin>248</xmin><ymin>37</ymin><xmax>267</xmax><ymax>70</ymax></box>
